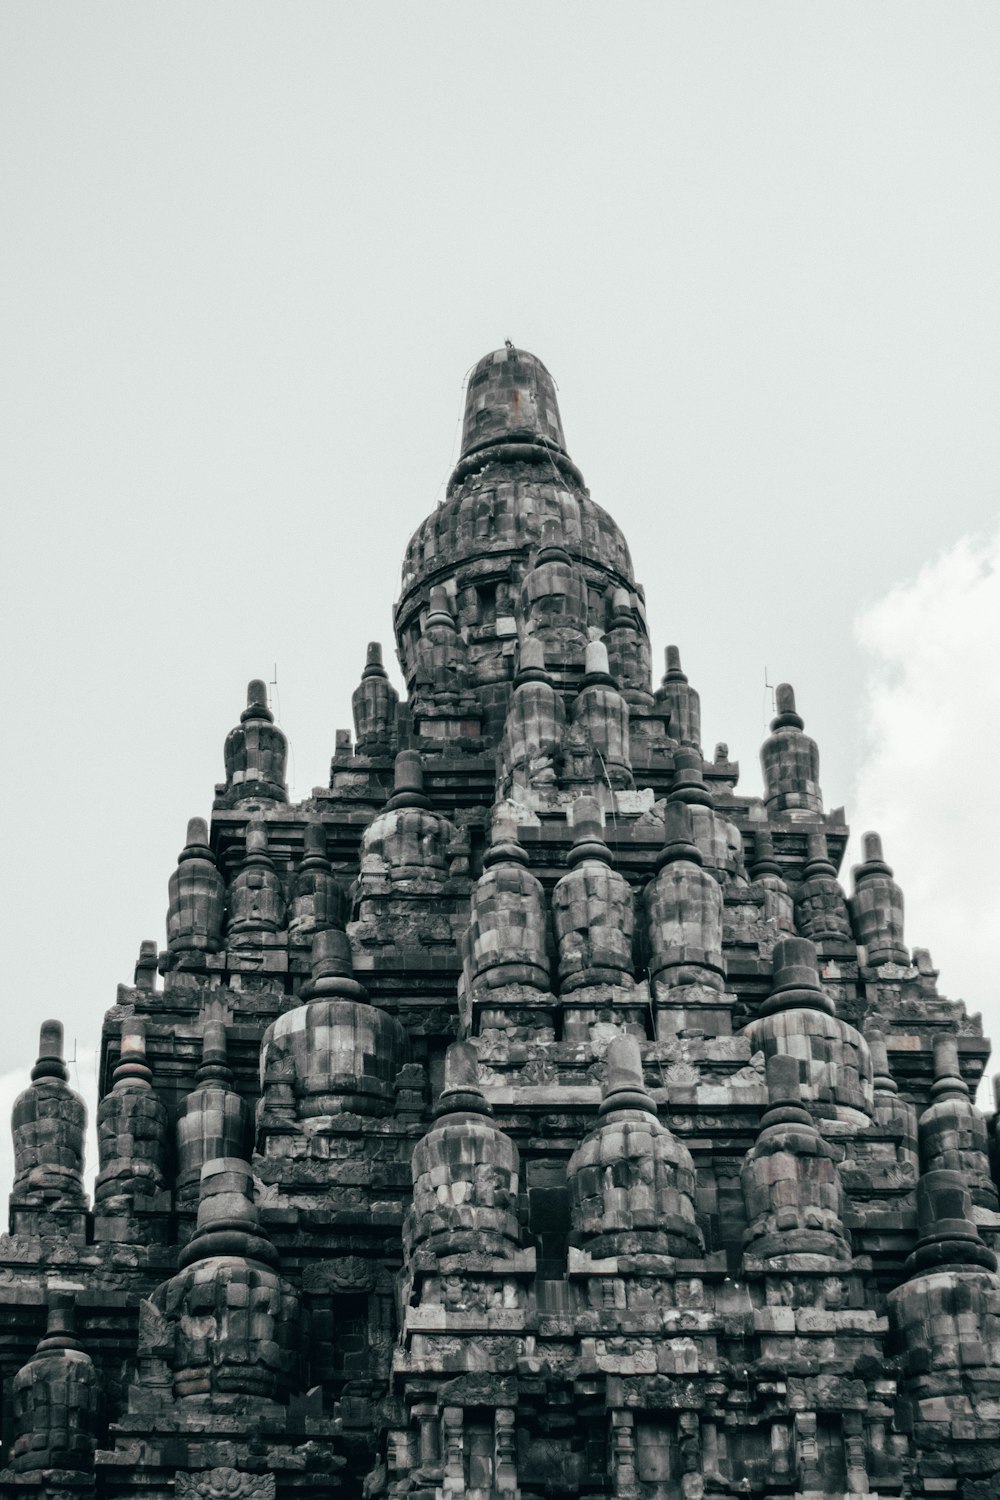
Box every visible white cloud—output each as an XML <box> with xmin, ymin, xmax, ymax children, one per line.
<box><xmin>853</xmin><ymin>527</ymin><xmax>1000</xmax><ymax>1091</ymax></box>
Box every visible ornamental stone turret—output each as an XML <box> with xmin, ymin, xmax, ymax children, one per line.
<box><xmin>222</xmin><ymin>678</ymin><xmax>288</xmax><ymax>806</ymax></box>
<box><xmin>760</xmin><ymin>683</ymin><xmax>822</xmax><ymax>815</ymax></box>
<box><xmin>226</xmin><ymin>814</ymin><xmax>286</xmax><ymax>943</ymax></box>
<box><xmin>552</xmin><ymin>796</ymin><xmax>635</xmax><ymax>993</ymax></box>
<box><xmin>94</xmin><ymin>1019</ymin><xmax>168</xmax><ymax>1224</ymax></box>
<box><xmin>357</xmin><ymin>750</ymin><xmax>453</xmax><ymax>897</ymax></box>
<box><xmin>603</xmin><ymin>587</ymin><xmax>653</xmax><ymax>708</ymax></box>
<box><xmin>850</xmin><ymin>831</ymin><xmax>908</xmax><ymax>967</ymax></box>
<box><xmin>288</xmin><ymin>820</ymin><xmax>346</xmax><ymax>946</ymax></box>
<box><xmin>644</xmin><ymin>800</ymin><xmax>724</xmax><ymax>996</ymax></box>
<box><xmin>404</xmin><ymin>1041</ymin><xmax>520</xmax><ymax>1261</ymax></box>
<box><xmin>919</xmin><ymin>1033</ymin><xmax>998</xmax><ymax>1210</ymax></box>
<box><xmin>741</xmin><ymin>1052</ymin><xmax>851</xmax><ymax>1269</ymax></box>
<box><xmin>888</xmin><ymin>1170</ymin><xmax>1000</xmax><ymax>1485</ymax></box>
<box><xmin>460</xmin><ymin>811</ymin><xmax>552</xmax><ymax>1038</ymax></box>
<box><xmin>151</xmin><ymin>1157</ymin><xmax>303</xmax><ymax>1403</ymax></box>
<box><xmin>176</xmin><ymin>1021</ymin><xmax>253</xmax><ymax>1211</ymax></box>
<box><xmin>412</xmin><ymin>585</ymin><xmax>470</xmax><ymax>706</ymax></box>
<box><xmin>166</xmin><ymin>816</ymin><xmax>224</xmax><ymax>954</ymax></box>
<box><xmin>10</xmin><ymin>1020</ymin><xmax>87</xmax><ymax>1237</ymax></box>
<box><xmin>744</xmin><ymin>937</ymin><xmax>874</xmax><ymax>1126</ymax></box>
<box><xmin>519</xmin><ymin>518</ymin><xmax>590</xmax><ymax>661</ymax></box>
<box><xmin>655</xmin><ymin>645</ymin><xmax>701</xmax><ymax>749</ymax></box>
<box><xmin>793</xmin><ymin>831</ymin><xmax>852</xmax><ymax>944</ymax></box>
<box><xmin>8</xmin><ymin>1295</ymin><xmax>97</xmax><ymax>1477</ymax></box>
<box><xmin>669</xmin><ymin>747</ymin><xmax>744</xmax><ymax>883</ymax></box>
<box><xmin>748</xmin><ymin>828</ymin><xmax>794</xmax><ymax>935</ymax></box>
<box><xmin>496</xmin><ymin>637</ymin><xmax>566</xmax><ymax>798</ymax></box>
<box><xmin>352</xmin><ymin>641</ymin><xmax>399</xmax><ymax>757</ymax></box>
<box><xmin>260</xmin><ymin>928</ymin><xmax>409</xmax><ymax>1127</ymax></box>
<box><xmin>566</xmin><ymin>641</ymin><xmax>633</xmax><ymax>789</ymax></box>
<box><xmin>566</xmin><ymin>1035</ymin><xmax>703</xmax><ymax>1257</ymax></box>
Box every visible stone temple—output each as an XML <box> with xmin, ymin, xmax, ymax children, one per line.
<box><xmin>4</xmin><ymin>348</ymin><xmax>1000</xmax><ymax>1500</ymax></box>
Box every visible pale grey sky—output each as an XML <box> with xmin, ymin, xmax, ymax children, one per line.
<box><xmin>1</xmin><ymin>3</ymin><xmax>998</xmax><ymax>1190</ymax></box>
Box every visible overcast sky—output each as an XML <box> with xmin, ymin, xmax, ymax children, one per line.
<box><xmin>1</xmin><ymin>3</ymin><xmax>998</xmax><ymax>1194</ymax></box>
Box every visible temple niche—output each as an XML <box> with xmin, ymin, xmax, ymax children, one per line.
<box><xmin>3</xmin><ymin>344</ymin><xmax>996</xmax><ymax>1500</ymax></box>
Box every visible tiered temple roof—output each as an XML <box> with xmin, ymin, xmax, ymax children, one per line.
<box><xmin>3</xmin><ymin>346</ymin><xmax>998</xmax><ymax>1500</ymax></box>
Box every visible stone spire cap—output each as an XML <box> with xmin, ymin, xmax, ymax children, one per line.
<box><xmin>514</xmin><ymin>636</ymin><xmax>552</xmax><ymax>686</ymax></box>
<box><xmin>803</xmin><ymin>831</ymin><xmax>837</xmax><ymax>879</ymax></box>
<box><xmin>434</xmin><ymin>1040</ymin><xmax>493</xmax><ymax>1118</ymax></box>
<box><xmin>662</xmin><ymin>645</ymin><xmax>688</xmax><ymax>684</ymax></box>
<box><xmin>582</xmin><ymin>640</ymin><xmax>616</xmax><ymax>687</ymax></box>
<box><xmin>241</xmin><ymin>678</ymin><xmax>274</xmax><ymax>724</ymax></box>
<box><xmin>853</xmin><ymin>831</ymin><xmax>894</xmax><ymax>882</ymax></box>
<box><xmin>459</xmin><ymin>347</ymin><xmax>567</xmax><ymax>461</ymax></box>
<box><xmin>110</xmin><ymin>1020</ymin><xmax>153</xmax><ymax>1091</ymax></box>
<box><xmin>302</xmin><ymin>927</ymin><xmax>368</xmax><ymax>1002</ymax></box>
<box><xmin>758</xmin><ymin>937</ymin><xmax>835</xmax><ymax>1018</ymax></box>
<box><xmin>31</xmin><ymin>1020</ymin><xmax>69</xmax><ymax>1084</ymax></box>
<box><xmin>566</xmin><ymin>795</ymin><xmax>612</xmax><ymax>869</ymax></box>
<box><xmin>196</xmin><ymin>1021</ymin><xmax>234</xmax><ymax>1089</ymax></box>
<box><xmin>750</xmin><ymin>828</ymin><xmax>782</xmax><ymax>879</ymax></box>
<box><xmin>906</xmin><ymin>1168</ymin><xmax>997</xmax><ymax>1275</ymax></box>
<box><xmin>770</xmin><ymin>683</ymin><xmax>804</xmax><ymax>731</ymax></box>
<box><xmin>178</xmin><ymin>817</ymin><xmax>213</xmax><ymax>864</ymax></box>
<box><xmin>35</xmin><ymin>1294</ymin><xmax>85</xmax><ymax>1356</ymax></box>
<box><xmin>178</xmin><ymin>1156</ymin><xmax>277</xmax><ymax>1271</ymax></box>
<box><xmin>668</xmin><ymin>748</ymin><xmax>712</xmax><ymax>808</ymax></box>
<box><xmin>598</xmin><ymin>1036</ymin><xmax>658</xmax><ymax>1119</ymax></box>
<box><xmin>386</xmin><ymin>750</ymin><xmax>430</xmax><ymax>810</ymax></box>
<box><xmin>655</xmin><ymin>799</ymin><xmax>703</xmax><ymax>872</ymax></box>
<box><xmin>483</xmin><ymin>809</ymin><xmax>529</xmax><ymax>869</ymax></box>
<box><xmin>929</xmin><ymin>1033</ymin><xmax>969</xmax><ymax>1102</ymax></box>
<box><xmin>362</xmin><ymin>641</ymin><xmax>388</xmax><ymax>680</ymax></box>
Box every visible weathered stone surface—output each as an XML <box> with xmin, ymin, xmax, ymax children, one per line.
<box><xmin>16</xmin><ymin>346</ymin><xmax>992</xmax><ymax>1500</ymax></box>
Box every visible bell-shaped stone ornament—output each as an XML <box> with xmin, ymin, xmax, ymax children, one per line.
<box><xmin>222</xmin><ymin>678</ymin><xmax>288</xmax><ymax>805</ymax></box>
<box><xmin>655</xmin><ymin>645</ymin><xmax>701</xmax><ymax>750</ymax></box>
<box><xmin>10</xmin><ymin>1020</ymin><xmax>88</xmax><ymax>1221</ymax></box>
<box><xmin>226</xmin><ymin>815</ymin><xmax>286</xmax><ymax>943</ymax></box>
<box><xmin>850</xmin><ymin>831</ymin><xmax>907</xmax><ymax>967</ymax></box>
<box><xmin>759</xmin><ymin>684</ymin><xmax>822</xmax><ymax>815</ymax></box>
<box><xmin>567</xmin><ymin>1036</ymin><xmax>703</xmax><ymax>1257</ymax></box>
<box><xmin>352</xmin><ymin>641</ymin><xmax>399</xmax><ymax>757</ymax></box>
<box><xmin>167</xmin><ymin>816</ymin><xmax>225</xmax><ymax>953</ymax></box>
<box><xmin>404</xmin><ymin>1041</ymin><xmax>521</xmax><ymax>1261</ymax></box>
<box><xmin>10</xmin><ymin>1295</ymin><xmax>97</xmax><ymax>1474</ymax></box>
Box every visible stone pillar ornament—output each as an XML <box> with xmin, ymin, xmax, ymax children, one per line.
<box><xmin>176</xmin><ymin>1021</ymin><xmax>253</xmax><ymax>1210</ymax></box>
<box><xmin>352</xmin><ymin>641</ymin><xmax>399</xmax><ymax>757</ymax></box>
<box><xmin>759</xmin><ymin>683</ymin><xmax>823</xmax><ymax>815</ymax></box>
<box><xmin>793</xmin><ymin>830</ymin><xmax>852</xmax><ymax>944</ymax></box>
<box><xmin>655</xmin><ymin>645</ymin><xmax>701</xmax><ymax>750</ymax></box>
<box><xmin>850</xmin><ymin>831</ymin><xmax>908</xmax><ymax>967</ymax></box>
<box><xmin>288</xmin><ymin>820</ymin><xmax>345</xmax><ymax>946</ymax></box>
<box><xmin>919</xmin><ymin>1033</ymin><xmax>998</xmax><ymax>1210</ymax></box>
<box><xmin>566</xmin><ymin>1034</ymin><xmax>703</xmax><ymax>1257</ymax></box>
<box><xmin>167</xmin><ymin>816</ymin><xmax>225</xmax><ymax>954</ymax></box>
<box><xmin>496</xmin><ymin>636</ymin><xmax>566</xmax><ymax>798</ymax></box>
<box><xmin>9</xmin><ymin>1294</ymin><xmax>97</xmax><ymax>1477</ymax></box>
<box><xmin>222</xmin><ymin>678</ymin><xmax>288</xmax><ymax>806</ymax></box>
<box><xmin>94</xmin><ymin>1019</ymin><xmax>169</xmax><ymax>1226</ymax></box>
<box><xmin>9</xmin><ymin>1020</ymin><xmax>88</xmax><ymax>1237</ymax></box>
<box><xmin>226</xmin><ymin>815</ymin><xmax>286</xmax><ymax>943</ymax></box>
<box><xmin>567</xmin><ymin>640</ymin><xmax>633</xmax><ymax>789</ymax></box>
